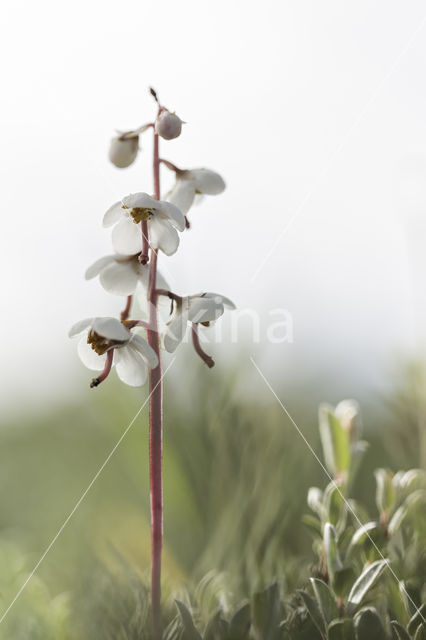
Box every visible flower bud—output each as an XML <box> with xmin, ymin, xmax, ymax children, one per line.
<box><xmin>109</xmin><ymin>136</ymin><xmax>139</xmax><ymax>168</ymax></box>
<box><xmin>155</xmin><ymin>110</ymin><xmax>182</xmax><ymax>140</ymax></box>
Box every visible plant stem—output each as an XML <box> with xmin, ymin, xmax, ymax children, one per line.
<box><xmin>191</xmin><ymin>323</ymin><xmax>215</xmax><ymax>368</ymax></box>
<box><xmin>140</xmin><ymin>220</ymin><xmax>150</xmax><ymax>265</ymax></box>
<box><xmin>147</xmin><ymin>126</ymin><xmax>163</xmax><ymax>638</ymax></box>
<box><xmin>120</xmin><ymin>295</ymin><xmax>132</xmax><ymax>322</ymax></box>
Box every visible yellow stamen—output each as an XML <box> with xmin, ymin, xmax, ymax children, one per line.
<box><xmin>87</xmin><ymin>330</ymin><xmax>110</xmax><ymax>355</ymax></box>
<box><xmin>130</xmin><ymin>207</ymin><xmax>153</xmax><ymax>224</ymax></box>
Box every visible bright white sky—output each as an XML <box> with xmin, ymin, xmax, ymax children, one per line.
<box><xmin>2</xmin><ymin>0</ymin><xmax>426</xmax><ymax>411</ymax></box>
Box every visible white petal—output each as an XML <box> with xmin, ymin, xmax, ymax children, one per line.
<box><xmin>155</xmin><ymin>268</ymin><xmax>169</xmax><ymax>290</ymax></box>
<box><xmin>103</xmin><ymin>201</ymin><xmax>124</xmax><ymax>228</ymax></box>
<box><xmin>114</xmin><ymin>346</ymin><xmax>148</xmax><ymax>386</ymax></box>
<box><xmin>190</xmin><ymin>168</ymin><xmax>226</xmax><ymax>195</ymax></box>
<box><xmin>92</xmin><ymin>317</ymin><xmax>130</xmax><ymax>341</ymax></box>
<box><xmin>69</xmin><ymin>318</ymin><xmax>93</xmax><ymax>337</ymax></box>
<box><xmin>149</xmin><ymin>217</ymin><xmax>180</xmax><ymax>256</ymax></box>
<box><xmin>166</xmin><ymin>180</ymin><xmax>195</xmax><ymax>215</ymax></box>
<box><xmin>188</xmin><ymin>296</ymin><xmax>224</xmax><ymax>323</ymax></box>
<box><xmin>163</xmin><ymin>305</ymin><xmax>189</xmax><ymax>353</ymax></box>
<box><xmin>135</xmin><ymin>262</ymin><xmax>150</xmax><ymax>290</ymax></box>
<box><xmin>77</xmin><ymin>336</ymin><xmax>107</xmax><ymax>371</ymax></box>
<box><xmin>109</xmin><ymin>137</ymin><xmax>139</xmax><ymax>169</ymax></box>
<box><xmin>122</xmin><ymin>192</ymin><xmax>156</xmax><ymax>210</ymax></box>
<box><xmin>129</xmin><ymin>335</ymin><xmax>159</xmax><ymax>369</ymax></box>
<box><xmin>99</xmin><ymin>260</ymin><xmax>139</xmax><ymax>296</ymax></box>
<box><xmin>193</xmin><ymin>193</ymin><xmax>205</xmax><ymax>207</ymax></box>
<box><xmin>204</xmin><ymin>292</ymin><xmax>236</xmax><ymax>310</ymax></box>
<box><xmin>156</xmin><ymin>201</ymin><xmax>185</xmax><ymax>231</ymax></box>
<box><xmin>112</xmin><ymin>217</ymin><xmax>142</xmax><ymax>255</ymax></box>
<box><xmin>85</xmin><ymin>255</ymin><xmax>115</xmax><ymax>280</ymax></box>
<box><xmin>133</xmin><ymin>281</ymin><xmax>150</xmax><ymax>314</ymax></box>
<box><xmin>133</xmin><ymin>271</ymin><xmax>169</xmax><ymax>311</ymax></box>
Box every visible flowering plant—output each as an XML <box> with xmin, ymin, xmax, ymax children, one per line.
<box><xmin>69</xmin><ymin>88</ymin><xmax>234</xmax><ymax>636</ymax></box>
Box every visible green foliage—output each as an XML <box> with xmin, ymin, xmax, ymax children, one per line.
<box><xmin>0</xmin><ymin>386</ymin><xmax>425</xmax><ymax>638</ymax></box>
<box><xmin>319</xmin><ymin>404</ymin><xmax>352</xmax><ymax>481</ymax></box>
<box><xmin>175</xmin><ymin>601</ymin><xmax>203</xmax><ymax>640</ymax></box>
<box><xmin>354</xmin><ymin>607</ymin><xmax>388</xmax><ymax>640</ymax></box>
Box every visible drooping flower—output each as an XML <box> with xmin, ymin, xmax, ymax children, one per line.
<box><xmin>85</xmin><ymin>254</ymin><xmax>169</xmax><ymax>296</ymax></box>
<box><xmin>69</xmin><ymin>317</ymin><xmax>158</xmax><ymax>387</ymax></box>
<box><xmin>109</xmin><ymin>135</ymin><xmax>139</xmax><ymax>168</ymax></box>
<box><xmin>163</xmin><ymin>292</ymin><xmax>235</xmax><ymax>353</ymax></box>
<box><xmin>103</xmin><ymin>193</ymin><xmax>185</xmax><ymax>256</ymax></box>
<box><xmin>155</xmin><ymin>110</ymin><xmax>182</xmax><ymax>140</ymax></box>
<box><xmin>166</xmin><ymin>168</ymin><xmax>226</xmax><ymax>215</ymax></box>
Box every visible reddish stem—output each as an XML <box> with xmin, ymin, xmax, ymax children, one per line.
<box><xmin>156</xmin><ymin>289</ymin><xmax>182</xmax><ymax>304</ymax></box>
<box><xmin>120</xmin><ymin>295</ymin><xmax>132</xmax><ymax>322</ymax></box>
<box><xmin>159</xmin><ymin>158</ymin><xmax>183</xmax><ymax>174</ymax></box>
<box><xmin>191</xmin><ymin>323</ymin><xmax>215</xmax><ymax>368</ymax></box>
<box><xmin>90</xmin><ymin>350</ymin><xmax>114</xmax><ymax>388</ymax></box>
<box><xmin>140</xmin><ymin>221</ymin><xmax>149</xmax><ymax>265</ymax></box>
<box><xmin>148</xmin><ymin>123</ymin><xmax>163</xmax><ymax>639</ymax></box>
<box><xmin>119</xmin><ymin>123</ymin><xmax>154</xmax><ymax>140</ymax></box>
<box><xmin>123</xmin><ymin>319</ymin><xmax>150</xmax><ymax>330</ymax></box>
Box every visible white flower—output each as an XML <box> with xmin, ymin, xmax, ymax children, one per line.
<box><xmin>109</xmin><ymin>136</ymin><xmax>139</xmax><ymax>168</ymax></box>
<box><xmin>85</xmin><ymin>254</ymin><xmax>169</xmax><ymax>296</ymax></box>
<box><xmin>167</xmin><ymin>168</ymin><xmax>226</xmax><ymax>215</ymax></box>
<box><xmin>69</xmin><ymin>317</ymin><xmax>158</xmax><ymax>387</ymax></box>
<box><xmin>163</xmin><ymin>293</ymin><xmax>235</xmax><ymax>353</ymax></box>
<box><xmin>103</xmin><ymin>193</ymin><xmax>185</xmax><ymax>256</ymax></box>
<box><xmin>155</xmin><ymin>110</ymin><xmax>182</xmax><ymax>140</ymax></box>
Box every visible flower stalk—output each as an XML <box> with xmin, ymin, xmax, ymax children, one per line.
<box><xmin>147</xmin><ymin>123</ymin><xmax>163</xmax><ymax>638</ymax></box>
<box><xmin>70</xmin><ymin>89</ymin><xmax>234</xmax><ymax>639</ymax></box>
<box><xmin>192</xmin><ymin>323</ymin><xmax>215</xmax><ymax>368</ymax></box>
<box><xmin>120</xmin><ymin>295</ymin><xmax>132</xmax><ymax>322</ymax></box>
<box><xmin>140</xmin><ymin>220</ymin><xmax>150</xmax><ymax>265</ymax></box>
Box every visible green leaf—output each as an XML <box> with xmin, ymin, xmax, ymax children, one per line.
<box><xmin>399</xmin><ymin>469</ymin><xmax>426</xmax><ymax>491</ymax></box>
<box><xmin>204</xmin><ymin>610</ymin><xmax>228</xmax><ymax>640</ymax></box>
<box><xmin>388</xmin><ymin>505</ymin><xmax>408</xmax><ymax>536</ymax></box>
<box><xmin>302</xmin><ymin>514</ymin><xmax>322</xmax><ymax>538</ymax></box>
<box><xmin>333</xmin><ymin>567</ymin><xmax>357</xmax><ymax>599</ymax></box>
<box><xmin>323</xmin><ymin>482</ymin><xmax>347</xmax><ymax>529</ymax></box>
<box><xmin>347</xmin><ymin>560</ymin><xmax>388</xmax><ymax>613</ymax></box>
<box><xmin>414</xmin><ymin>625</ymin><xmax>426</xmax><ymax>640</ymax></box>
<box><xmin>252</xmin><ymin>583</ymin><xmax>282</xmax><ymax>640</ymax></box>
<box><xmin>324</xmin><ymin>523</ymin><xmax>343</xmax><ymax>586</ymax></box>
<box><xmin>388</xmin><ymin>491</ymin><xmax>426</xmax><ymax>535</ymax></box>
<box><xmin>310</xmin><ymin>578</ymin><xmax>339</xmax><ymax>625</ymax></box>
<box><xmin>229</xmin><ymin>603</ymin><xmax>251</xmax><ymax>640</ymax></box>
<box><xmin>346</xmin><ymin>522</ymin><xmax>379</xmax><ymax>559</ymax></box>
<box><xmin>175</xmin><ymin>600</ymin><xmax>203</xmax><ymax>640</ymax></box>
<box><xmin>390</xmin><ymin>621</ymin><xmax>411</xmax><ymax>640</ymax></box>
<box><xmin>347</xmin><ymin>441</ymin><xmax>369</xmax><ymax>490</ymax></box>
<box><xmin>354</xmin><ymin>608</ymin><xmax>388</xmax><ymax>640</ymax></box>
<box><xmin>408</xmin><ymin>605</ymin><xmax>426</xmax><ymax>636</ymax></box>
<box><xmin>319</xmin><ymin>405</ymin><xmax>351</xmax><ymax>479</ymax></box>
<box><xmin>308</xmin><ymin>487</ymin><xmax>325</xmax><ymax>518</ymax></box>
<box><xmin>328</xmin><ymin>619</ymin><xmax>355</xmax><ymax>640</ymax></box>
<box><xmin>387</xmin><ymin>580</ymin><xmax>410</xmax><ymax>627</ymax></box>
<box><xmin>375</xmin><ymin>469</ymin><xmax>396</xmax><ymax>516</ymax></box>
<box><xmin>298</xmin><ymin>589</ymin><xmax>325</xmax><ymax>634</ymax></box>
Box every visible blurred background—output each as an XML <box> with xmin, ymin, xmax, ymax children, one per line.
<box><xmin>1</xmin><ymin>0</ymin><xmax>426</xmax><ymax>635</ymax></box>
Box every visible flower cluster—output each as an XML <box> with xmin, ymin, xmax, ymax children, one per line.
<box><xmin>70</xmin><ymin>91</ymin><xmax>234</xmax><ymax>388</ymax></box>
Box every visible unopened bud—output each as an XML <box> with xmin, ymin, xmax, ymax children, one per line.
<box><xmin>155</xmin><ymin>110</ymin><xmax>182</xmax><ymax>140</ymax></box>
<box><xmin>109</xmin><ymin>136</ymin><xmax>139</xmax><ymax>168</ymax></box>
